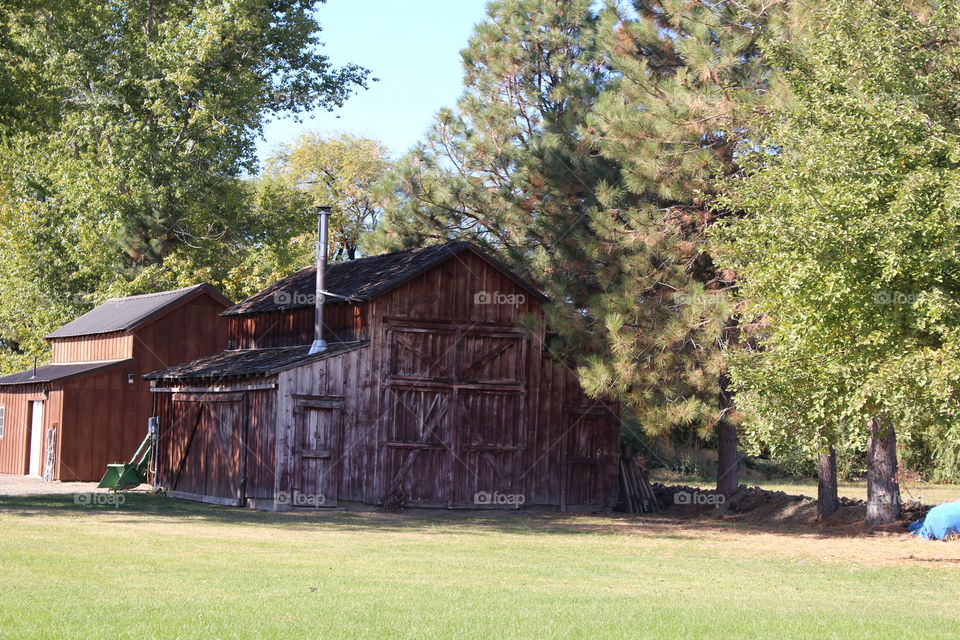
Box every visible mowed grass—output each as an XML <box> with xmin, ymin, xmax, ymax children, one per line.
<box><xmin>650</xmin><ymin>470</ymin><xmax>960</xmax><ymax>505</ymax></box>
<box><xmin>1</xmin><ymin>495</ymin><xmax>959</xmax><ymax>639</ymax></box>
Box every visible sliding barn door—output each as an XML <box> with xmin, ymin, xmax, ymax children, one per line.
<box><xmin>454</xmin><ymin>390</ymin><xmax>524</xmax><ymax>507</ymax></box>
<box><xmin>165</xmin><ymin>393</ymin><xmax>245</xmax><ymax>505</ymax></box>
<box><xmin>382</xmin><ymin>387</ymin><xmax>452</xmax><ymax>507</ymax></box>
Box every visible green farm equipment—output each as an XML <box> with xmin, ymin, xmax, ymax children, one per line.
<box><xmin>97</xmin><ymin>418</ymin><xmax>156</xmax><ymax>491</ymax></box>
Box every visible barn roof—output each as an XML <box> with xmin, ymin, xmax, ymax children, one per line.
<box><xmin>0</xmin><ymin>359</ymin><xmax>133</xmax><ymax>386</ymax></box>
<box><xmin>144</xmin><ymin>341</ymin><xmax>368</xmax><ymax>382</ymax></box>
<box><xmin>46</xmin><ymin>284</ymin><xmax>232</xmax><ymax>339</ymax></box>
<box><xmin>222</xmin><ymin>241</ymin><xmax>547</xmax><ymax>316</ymax></box>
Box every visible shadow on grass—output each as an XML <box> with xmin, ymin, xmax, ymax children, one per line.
<box><xmin>0</xmin><ymin>492</ymin><xmax>890</xmax><ymax>541</ymax></box>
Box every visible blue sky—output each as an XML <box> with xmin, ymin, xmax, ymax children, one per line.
<box><xmin>256</xmin><ymin>0</ymin><xmax>491</xmax><ymax>165</ymax></box>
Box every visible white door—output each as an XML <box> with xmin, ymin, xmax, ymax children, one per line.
<box><xmin>28</xmin><ymin>401</ymin><xmax>43</xmax><ymax>477</ymax></box>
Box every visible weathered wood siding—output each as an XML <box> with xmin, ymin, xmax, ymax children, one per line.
<box><xmin>53</xmin><ymin>294</ymin><xmax>230</xmax><ymax>481</ymax></box>
<box><xmin>1</xmin><ymin>290</ymin><xmax>230</xmax><ymax>481</ymax></box>
<box><xmin>133</xmin><ymin>296</ymin><xmax>229</xmax><ymax>375</ymax></box>
<box><xmin>51</xmin><ymin>332</ymin><xmax>133</xmax><ymax>363</ymax></box>
<box><xmin>244</xmin><ymin>389</ymin><xmax>278</xmax><ymax>500</ymax></box>
<box><xmin>228</xmin><ymin>303</ymin><xmax>366</xmax><ymax>349</ymax></box>
<box><xmin>359</xmin><ymin>251</ymin><xmax>619</xmax><ymax>509</ymax></box>
<box><xmin>275</xmin><ymin>346</ymin><xmax>372</xmax><ymax>505</ymax></box>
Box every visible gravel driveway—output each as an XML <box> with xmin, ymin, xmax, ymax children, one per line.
<box><xmin>0</xmin><ymin>474</ymin><xmax>106</xmax><ymax>496</ymax></box>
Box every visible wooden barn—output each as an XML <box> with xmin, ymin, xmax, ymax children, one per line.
<box><xmin>146</xmin><ymin>240</ymin><xmax>620</xmax><ymax>510</ymax></box>
<box><xmin>0</xmin><ymin>284</ymin><xmax>230</xmax><ymax>481</ymax></box>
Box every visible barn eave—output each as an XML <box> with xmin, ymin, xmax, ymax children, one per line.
<box><xmin>144</xmin><ymin>340</ymin><xmax>368</xmax><ymax>386</ymax></box>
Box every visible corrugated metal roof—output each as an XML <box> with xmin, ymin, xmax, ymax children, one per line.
<box><xmin>222</xmin><ymin>241</ymin><xmax>547</xmax><ymax>316</ymax></box>
<box><xmin>144</xmin><ymin>341</ymin><xmax>368</xmax><ymax>382</ymax></box>
<box><xmin>0</xmin><ymin>359</ymin><xmax>132</xmax><ymax>386</ymax></box>
<box><xmin>46</xmin><ymin>283</ymin><xmax>231</xmax><ymax>339</ymax></box>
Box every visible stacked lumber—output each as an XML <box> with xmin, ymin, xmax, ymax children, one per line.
<box><xmin>618</xmin><ymin>442</ymin><xmax>660</xmax><ymax>514</ymax></box>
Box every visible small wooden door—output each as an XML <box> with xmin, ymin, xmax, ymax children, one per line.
<box><xmin>28</xmin><ymin>401</ymin><xmax>44</xmax><ymax>477</ymax></box>
<box><xmin>292</xmin><ymin>396</ymin><xmax>341</xmax><ymax>507</ymax></box>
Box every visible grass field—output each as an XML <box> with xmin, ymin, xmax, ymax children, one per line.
<box><xmin>1</xmin><ymin>494</ymin><xmax>959</xmax><ymax>639</ymax></box>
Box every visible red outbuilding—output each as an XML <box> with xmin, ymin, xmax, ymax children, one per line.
<box><xmin>0</xmin><ymin>284</ymin><xmax>230</xmax><ymax>481</ymax></box>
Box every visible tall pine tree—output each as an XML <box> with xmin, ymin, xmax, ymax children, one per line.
<box><xmin>579</xmin><ymin>0</ymin><xmax>782</xmax><ymax>495</ymax></box>
<box><xmin>373</xmin><ymin>0</ymin><xmax>783</xmax><ymax>495</ymax></box>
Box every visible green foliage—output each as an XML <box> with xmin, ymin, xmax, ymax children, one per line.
<box><xmin>571</xmin><ymin>0</ymin><xmax>781</xmax><ymax>433</ymax></box>
<box><xmin>0</xmin><ymin>0</ymin><xmax>368</xmax><ymax>373</ymax></box>
<box><xmin>714</xmin><ymin>0</ymin><xmax>960</xmax><ymax>480</ymax></box>
<box><xmin>372</xmin><ymin>0</ymin><xmax>781</xmax><ymax>448</ymax></box>
<box><xmin>265</xmin><ymin>132</ymin><xmax>392</xmax><ymax>260</ymax></box>
<box><xmin>368</xmin><ymin>0</ymin><xmax>614</xmax><ymax>274</ymax></box>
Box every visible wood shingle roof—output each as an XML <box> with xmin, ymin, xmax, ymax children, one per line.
<box><xmin>222</xmin><ymin>241</ymin><xmax>547</xmax><ymax>316</ymax></box>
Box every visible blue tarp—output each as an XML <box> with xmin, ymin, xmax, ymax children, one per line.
<box><xmin>909</xmin><ymin>500</ymin><xmax>960</xmax><ymax>540</ymax></box>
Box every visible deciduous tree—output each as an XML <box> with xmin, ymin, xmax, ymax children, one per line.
<box><xmin>266</xmin><ymin>132</ymin><xmax>392</xmax><ymax>260</ymax></box>
<box><xmin>716</xmin><ymin>0</ymin><xmax>960</xmax><ymax>523</ymax></box>
<box><xmin>0</xmin><ymin>0</ymin><xmax>368</xmax><ymax>372</ymax></box>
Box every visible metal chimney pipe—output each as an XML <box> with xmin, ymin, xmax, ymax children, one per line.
<box><xmin>309</xmin><ymin>206</ymin><xmax>332</xmax><ymax>355</ymax></box>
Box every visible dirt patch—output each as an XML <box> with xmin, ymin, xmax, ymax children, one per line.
<box><xmin>652</xmin><ymin>482</ymin><xmax>928</xmax><ymax>533</ymax></box>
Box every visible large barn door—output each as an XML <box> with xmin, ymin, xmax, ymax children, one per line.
<box><xmin>167</xmin><ymin>394</ymin><xmax>244</xmax><ymax>506</ymax></box>
<box><xmin>458</xmin><ymin>333</ymin><xmax>526</xmax><ymax>384</ymax></box>
<box><xmin>291</xmin><ymin>396</ymin><xmax>341</xmax><ymax>508</ymax></box>
<box><xmin>382</xmin><ymin>387</ymin><xmax>452</xmax><ymax>507</ymax></box>
<box><xmin>564</xmin><ymin>410</ymin><xmax>616</xmax><ymax>507</ymax></box>
<box><xmin>383</xmin><ymin>323</ymin><xmax>529</xmax><ymax>508</ymax></box>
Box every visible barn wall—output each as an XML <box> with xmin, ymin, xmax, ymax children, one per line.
<box><xmin>228</xmin><ymin>302</ymin><xmax>366</xmax><ymax>349</ymax></box>
<box><xmin>44</xmin><ymin>293</ymin><xmax>229</xmax><ymax>482</ymax></box>
<box><xmin>361</xmin><ymin>252</ymin><xmax>620</xmax><ymax>509</ymax></box>
<box><xmin>51</xmin><ymin>332</ymin><xmax>134</xmax><ymax>363</ymax></box>
<box><xmin>369</xmin><ymin>250</ymin><xmax>539</xmax><ymax>326</ymax></box>
<box><xmin>151</xmin><ymin>250</ymin><xmax>621</xmax><ymax>510</ymax></box>
<box><xmin>57</xmin><ymin>363</ymin><xmax>140</xmax><ymax>481</ymax></box>
<box><xmin>133</xmin><ymin>295</ymin><xmax>229</xmax><ymax>377</ymax></box>
<box><xmin>244</xmin><ymin>389</ymin><xmax>278</xmax><ymax>500</ymax></box>
<box><xmin>524</xmin><ymin>353</ymin><xmax>620</xmax><ymax>508</ymax></box>
<box><xmin>275</xmin><ymin>346</ymin><xmax>373</xmax><ymax>505</ymax></box>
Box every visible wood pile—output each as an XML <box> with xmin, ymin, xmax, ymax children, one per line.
<box><xmin>619</xmin><ymin>442</ymin><xmax>660</xmax><ymax>514</ymax></box>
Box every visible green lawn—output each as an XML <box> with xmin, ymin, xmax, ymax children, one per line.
<box><xmin>1</xmin><ymin>494</ymin><xmax>958</xmax><ymax>639</ymax></box>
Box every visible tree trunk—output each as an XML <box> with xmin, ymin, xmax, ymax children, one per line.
<box><xmin>866</xmin><ymin>418</ymin><xmax>901</xmax><ymax>525</ymax></box>
<box><xmin>715</xmin><ymin>374</ymin><xmax>738</xmax><ymax>497</ymax></box>
<box><xmin>817</xmin><ymin>445</ymin><xmax>839</xmax><ymax>521</ymax></box>
<box><xmin>716</xmin><ymin>420</ymin><xmax>739</xmax><ymax>497</ymax></box>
